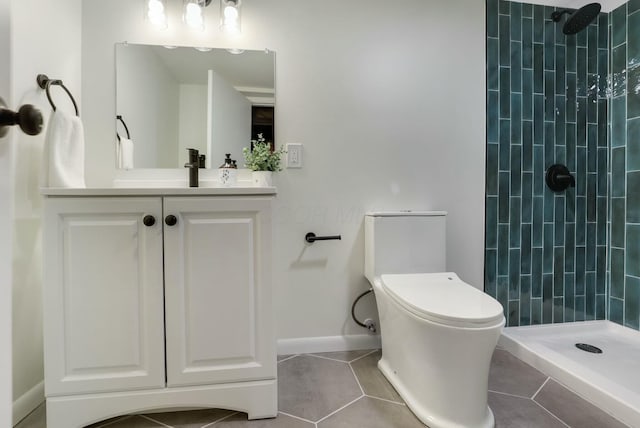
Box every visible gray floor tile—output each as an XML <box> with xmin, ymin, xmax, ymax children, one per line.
<box><xmin>310</xmin><ymin>349</ymin><xmax>374</xmax><ymax>362</ymax></box>
<box><xmin>213</xmin><ymin>413</ymin><xmax>314</xmax><ymax>427</ymax></box>
<box><xmin>317</xmin><ymin>396</ymin><xmax>423</xmax><ymax>428</ymax></box>
<box><xmin>534</xmin><ymin>380</ymin><xmax>629</xmax><ymax>428</ymax></box>
<box><xmin>278</xmin><ymin>354</ymin><xmax>362</xmax><ymax>422</ymax></box>
<box><xmin>14</xmin><ymin>404</ymin><xmax>45</xmax><ymax>428</ymax></box>
<box><xmin>488</xmin><ymin>392</ymin><xmax>566</xmax><ymax>428</ymax></box>
<box><xmin>144</xmin><ymin>409</ymin><xmax>235</xmax><ymax>427</ymax></box>
<box><xmin>489</xmin><ymin>349</ymin><xmax>548</xmax><ymax>398</ymax></box>
<box><xmin>350</xmin><ymin>350</ymin><xmax>402</xmax><ymax>403</ymax></box>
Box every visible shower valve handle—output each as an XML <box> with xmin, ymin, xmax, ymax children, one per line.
<box><xmin>546</xmin><ymin>164</ymin><xmax>575</xmax><ymax>192</ymax></box>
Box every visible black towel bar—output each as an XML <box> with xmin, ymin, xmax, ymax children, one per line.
<box><xmin>37</xmin><ymin>74</ymin><xmax>79</xmax><ymax>116</ymax></box>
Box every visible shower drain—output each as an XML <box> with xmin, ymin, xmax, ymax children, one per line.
<box><xmin>575</xmin><ymin>343</ymin><xmax>603</xmax><ymax>354</ymax></box>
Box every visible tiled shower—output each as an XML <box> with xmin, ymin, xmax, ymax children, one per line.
<box><xmin>486</xmin><ymin>0</ymin><xmax>640</xmax><ymax>330</ymax></box>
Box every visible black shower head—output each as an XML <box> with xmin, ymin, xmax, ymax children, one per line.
<box><xmin>551</xmin><ymin>3</ymin><xmax>602</xmax><ymax>35</ymax></box>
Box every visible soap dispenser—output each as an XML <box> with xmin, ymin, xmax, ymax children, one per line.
<box><xmin>218</xmin><ymin>153</ymin><xmax>238</xmax><ymax>187</ymax></box>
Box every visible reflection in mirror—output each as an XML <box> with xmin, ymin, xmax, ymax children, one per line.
<box><xmin>115</xmin><ymin>43</ymin><xmax>275</xmax><ymax>169</ymax></box>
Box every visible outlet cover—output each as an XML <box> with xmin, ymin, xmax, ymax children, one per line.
<box><xmin>286</xmin><ymin>143</ymin><xmax>303</xmax><ymax>168</ymax></box>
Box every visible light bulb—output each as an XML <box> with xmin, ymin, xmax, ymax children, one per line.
<box><xmin>184</xmin><ymin>1</ymin><xmax>204</xmax><ymax>30</ymax></box>
<box><xmin>147</xmin><ymin>0</ymin><xmax>167</xmax><ymax>29</ymax></box>
<box><xmin>223</xmin><ymin>5</ymin><xmax>238</xmax><ymax>20</ymax></box>
<box><xmin>148</xmin><ymin>0</ymin><xmax>164</xmax><ymax>13</ymax></box>
<box><xmin>220</xmin><ymin>0</ymin><xmax>241</xmax><ymax>34</ymax></box>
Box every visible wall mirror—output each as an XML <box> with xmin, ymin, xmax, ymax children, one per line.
<box><xmin>115</xmin><ymin>43</ymin><xmax>275</xmax><ymax>169</ymax></box>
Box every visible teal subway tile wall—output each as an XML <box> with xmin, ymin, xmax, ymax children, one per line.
<box><xmin>485</xmin><ymin>0</ymin><xmax>609</xmax><ymax>327</ymax></box>
<box><xmin>609</xmin><ymin>1</ymin><xmax>640</xmax><ymax>330</ymax></box>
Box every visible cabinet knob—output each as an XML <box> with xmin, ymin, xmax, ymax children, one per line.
<box><xmin>143</xmin><ymin>215</ymin><xmax>156</xmax><ymax>227</ymax></box>
<box><xmin>165</xmin><ymin>215</ymin><xmax>178</xmax><ymax>226</ymax></box>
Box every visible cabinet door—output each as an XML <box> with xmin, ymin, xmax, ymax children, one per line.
<box><xmin>43</xmin><ymin>197</ymin><xmax>165</xmax><ymax>396</ymax></box>
<box><xmin>164</xmin><ymin>197</ymin><xmax>275</xmax><ymax>387</ymax></box>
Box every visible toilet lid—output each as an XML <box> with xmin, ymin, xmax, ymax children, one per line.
<box><xmin>380</xmin><ymin>272</ymin><xmax>505</xmax><ymax>328</ymax></box>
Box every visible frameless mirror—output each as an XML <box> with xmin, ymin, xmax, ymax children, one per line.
<box><xmin>115</xmin><ymin>43</ymin><xmax>275</xmax><ymax>169</ymax></box>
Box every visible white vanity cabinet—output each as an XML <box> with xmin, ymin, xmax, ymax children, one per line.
<box><xmin>42</xmin><ymin>190</ymin><xmax>276</xmax><ymax>428</ymax></box>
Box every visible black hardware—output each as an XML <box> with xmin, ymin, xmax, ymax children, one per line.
<box><xmin>551</xmin><ymin>3</ymin><xmax>601</xmax><ymax>35</ymax></box>
<box><xmin>198</xmin><ymin>154</ymin><xmax>206</xmax><ymax>168</ymax></box>
<box><xmin>576</xmin><ymin>343</ymin><xmax>603</xmax><ymax>354</ymax></box>
<box><xmin>143</xmin><ymin>215</ymin><xmax>156</xmax><ymax>227</ymax></box>
<box><xmin>0</xmin><ymin>97</ymin><xmax>43</xmax><ymax>137</ymax></box>
<box><xmin>185</xmin><ymin>148</ymin><xmax>199</xmax><ymax>187</ymax></box>
<box><xmin>551</xmin><ymin>9</ymin><xmax>571</xmax><ymax>21</ymax></box>
<box><xmin>165</xmin><ymin>215</ymin><xmax>177</xmax><ymax>226</ymax></box>
<box><xmin>37</xmin><ymin>74</ymin><xmax>79</xmax><ymax>116</ymax></box>
<box><xmin>305</xmin><ymin>232</ymin><xmax>342</xmax><ymax>243</ymax></box>
<box><xmin>546</xmin><ymin>164</ymin><xmax>575</xmax><ymax>192</ymax></box>
<box><xmin>116</xmin><ymin>115</ymin><xmax>131</xmax><ymax>142</ymax></box>
<box><xmin>351</xmin><ymin>288</ymin><xmax>376</xmax><ymax>332</ymax></box>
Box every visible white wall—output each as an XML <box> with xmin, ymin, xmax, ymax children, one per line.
<box><xmin>0</xmin><ymin>0</ymin><xmax>13</xmax><ymax>424</ymax></box>
<box><xmin>178</xmin><ymin>83</ymin><xmax>207</xmax><ymax>163</ymax></box>
<box><xmin>82</xmin><ymin>0</ymin><xmax>485</xmax><ymax>342</ymax></box>
<box><xmin>10</xmin><ymin>0</ymin><xmax>82</xmax><ymax>423</ymax></box>
<box><xmin>116</xmin><ymin>44</ymin><xmax>179</xmax><ymax>168</ymax></box>
<box><xmin>208</xmin><ymin>70</ymin><xmax>251</xmax><ymax>164</ymax></box>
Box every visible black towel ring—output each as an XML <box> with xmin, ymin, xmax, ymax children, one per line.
<box><xmin>36</xmin><ymin>74</ymin><xmax>79</xmax><ymax>116</ymax></box>
<box><xmin>116</xmin><ymin>115</ymin><xmax>131</xmax><ymax>142</ymax></box>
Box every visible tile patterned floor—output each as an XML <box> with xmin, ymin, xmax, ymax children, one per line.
<box><xmin>16</xmin><ymin>348</ymin><xmax>628</xmax><ymax>428</ymax></box>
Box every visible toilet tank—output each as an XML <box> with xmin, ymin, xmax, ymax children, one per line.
<box><xmin>364</xmin><ymin>211</ymin><xmax>446</xmax><ymax>282</ymax></box>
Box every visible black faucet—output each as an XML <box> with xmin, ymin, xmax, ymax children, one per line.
<box><xmin>185</xmin><ymin>148</ymin><xmax>199</xmax><ymax>187</ymax></box>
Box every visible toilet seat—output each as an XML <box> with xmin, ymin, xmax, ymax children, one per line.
<box><xmin>380</xmin><ymin>272</ymin><xmax>505</xmax><ymax>328</ymax></box>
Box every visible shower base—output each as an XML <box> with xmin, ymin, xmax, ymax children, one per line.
<box><xmin>499</xmin><ymin>321</ymin><xmax>640</xmax><ymax>427</ymax></box>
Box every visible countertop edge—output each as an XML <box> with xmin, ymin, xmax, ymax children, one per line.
<box><xmin>41</xmin><ymin>187</ymin><xmax>277</xmax><ymax>196</ymax></box>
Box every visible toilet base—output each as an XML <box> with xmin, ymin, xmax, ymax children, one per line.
<box><xmin>378</xmin><ymin>357</ymin><xmax>495</xmax><ymax>428</ymax></box>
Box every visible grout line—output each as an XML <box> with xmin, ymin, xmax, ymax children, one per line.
<box><xmin>348</xmin><ymin>349</ymin><xmax>379</xmax><ymax>363</ymax></box>
<box><xmin>306</xmin><ymin>353</ymin><xmax>357</xmax><ymax>364</ymax></box>
<box><xmin>314</xmin><ymin>395</ymin><xmax>364</xmax><ymax>424</ymax></box>
<box><xmin>532</xmin><ymin>399</ymin><xmax>572</xmax><ymax>428</ymax></box>
<box><xmin>532</xmin><ymin>377</ymin><xmax>551</xmax><ymax>400</ymax></box>
<box><xmin>277</xmin><ymin>354</ymin><xmax>299</xmax><ymax>364</ymax></box>
<box><xmin>279</xmin><ymin>411</ymin><xmax>318</xmax><ymax>425</ymax></box>
<box><xmin>488</xmin><ymin>389</ymin><xmax>535</xmax><ymax>400</ymax></box>
<box><xmin>348</xmin><ymin>361</ymin><xmax>365</xmax><ymax>396</ymax></box>
<box><xmin>139</xmin><ymin>414</ymin><xmax>174</xmax><ymax>428</ymax></box>
<box><xmin>201</xmin><ymin>411</ymin><xmax>239</xmax><ymax>427</ymax></box>
<box><xmin>364</xmin><ymin>394</ymin><xmax>406</xmax><ymax>406</ymax></box>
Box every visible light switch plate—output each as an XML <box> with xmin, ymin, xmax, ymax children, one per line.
<box><xmin>286</xmin><ymin>143</ymin><xmax>303</xmax><ymax>168</ymax></box>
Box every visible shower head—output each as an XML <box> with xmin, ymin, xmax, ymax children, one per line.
<box><xmin>551</xmin><ymin>3</ymin><xmax>602</xmax><ymax>35</ymax></box>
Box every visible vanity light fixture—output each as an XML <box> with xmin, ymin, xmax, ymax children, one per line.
<box><xmin>146</xmin><ymin>0</ymin><xmax>168</xmax><ymax>29</ymax></box>
<box><xmin>220</xmin><ymin>0</ymin><xmax>241</xmax><ymax>34</ymax></box>
<box><xmin>146</xmin><ymin>0</ymin><xmax>240</xmax><ymax>34</ymax></box>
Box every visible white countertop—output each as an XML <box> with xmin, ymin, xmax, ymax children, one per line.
<box><xmin>41</xmin><ymin>186</ymin><xmax>277</xmax><ymax>196</ymax></box>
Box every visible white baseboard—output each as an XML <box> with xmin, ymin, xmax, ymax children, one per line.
<box><xmin>13</xmin><ymin>380</ymin><xmax>44</xmax><ymax>426</ymax></box>
<box><xmin>277</xmin><ymin>334</ymin><xmax>381</xmax><ymax>356</ymax></box>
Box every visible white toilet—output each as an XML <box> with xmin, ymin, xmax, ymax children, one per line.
<box><xmin>364</xmin><ymin>211</ymin><xmax>505</xmax><ymax>428</ymax></box>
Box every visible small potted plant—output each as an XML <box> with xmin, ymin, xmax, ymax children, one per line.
<box><xmin>243</xmin><ymin>134</ymin><xmax>286</xmax><ymax>187</ymax></box>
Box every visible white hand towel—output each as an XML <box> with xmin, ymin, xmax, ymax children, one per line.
<box><xmin>42</xmin><ymin>111</ymin><xmax>86</xmax><ymax>188</ymax></box>
<box><xmin>117</xmin><ymin>138</ymin><xmax>134</xmax><ymax>169</ymax></box>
